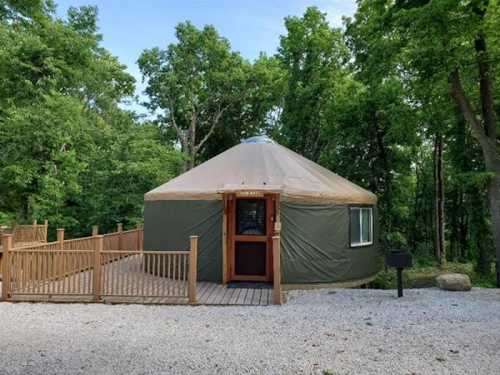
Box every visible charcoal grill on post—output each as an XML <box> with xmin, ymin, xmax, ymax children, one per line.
<box><xmin>385</xmin><ymin>250</ymin><xmax>413</xmax><ymax>297</ymax></box>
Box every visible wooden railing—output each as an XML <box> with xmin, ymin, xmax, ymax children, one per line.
<box><xmin>13</xmin><ymin>221</ymin><xmax>48</xmax><ymax>244</ymax></box>
<box><xmin>99</xmin><ymin>234</ymin><xmax>197</xmax><ymax>303</ymax></box>
<box><xmin>8</xmin><ymin>249</ymin><xmax>95</xmax><ymax>296</ymax></box>
<box><xmin>100</xmin><ymin>251</ymin><xmax>190</xmax><ymax>299</ymax></box>
<box><xmin>0</xmin><ymin>220</ymin><xmax>48</xmax><ymax>276</ymax></box>
<box><xmin>0</xmin><ymin>220</ymin><xmax>48</xmax><ymax>247</ymax></box>
<box><xmin>1</xmin><ymin>223</ymin><xmax>198</xmax><ymax>304</ymax></box>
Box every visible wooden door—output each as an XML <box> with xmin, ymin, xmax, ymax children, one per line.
<box><xmin>226</xmin><ymin>194</ymin><xmax>275</xmax><ymax>282</ymax></box>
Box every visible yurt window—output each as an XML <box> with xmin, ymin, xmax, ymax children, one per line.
<box><xmin>350</xmin><ymin>207</ymin><xmax>373</xmax><ymax>247</ymax></box>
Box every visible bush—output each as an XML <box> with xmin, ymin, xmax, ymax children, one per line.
<box><xmin>0</xmin><ymin>212</ymin><xmax>15</xmax><ymax>226</ymax></box>
<box><xmin>370</xmin><ymin>262</ymin><xmax>496</xmax><ymax>289</ymax></box>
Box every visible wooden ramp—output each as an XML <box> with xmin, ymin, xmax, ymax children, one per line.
<box><xmin>2</xmin><ymin>251</ymin><xmax>272</xmax><ymax>306</ymax></box>
<box><xmin>100</xmin><ymin>283</ymin><xmax>272</xmax><ymax>306</ymax></box>
<box><xmin>4</xmin><ymin>281</ymin><xmax>272</xmax><ymax>306</ymax></box>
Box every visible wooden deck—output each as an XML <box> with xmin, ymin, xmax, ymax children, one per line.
<box><xmin>103</xmin><ymin>283</ymin><xmax>274</xmax><ymax>306</ymax></box>
<box><xmin>3</xmin><ymin>281</ymin><xmax>273</xmax><ymax>306</ymax></box>
<box><xmin>196</xmin><ymin>282</ymin><xmax>273</xmax><ymax>305</ymax></box>
<box><xmin>1</xmin><ymin>252</ymin><xmax>273</xmax><ymax>306</ymax></box>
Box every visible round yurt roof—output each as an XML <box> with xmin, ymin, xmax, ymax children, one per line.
<box><xmin>145</xmin><ymin>137</ymin><xmax>377</xmax><ymax>204</ymax></box>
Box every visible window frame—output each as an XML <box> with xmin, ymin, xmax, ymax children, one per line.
<box><xmin>349</xmin><ymin>206</ymin><xmax>374</xmax><ymax>248</ymax></box>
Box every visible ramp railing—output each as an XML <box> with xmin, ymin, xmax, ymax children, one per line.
<box><xmin>1</xmin><ymin>224</ymin><xmax>198</xmax><ymax>304</ymax></box>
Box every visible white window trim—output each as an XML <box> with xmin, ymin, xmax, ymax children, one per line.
<box><xmin>350</xmin><ymin>207</ymin><xmax>373</xmax><ymax>247</ymax></box>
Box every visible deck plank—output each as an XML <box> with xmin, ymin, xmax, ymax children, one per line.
<box><xmin>213</xmin><ymin>285</ymin><xmax>228</xmax><ymax>304</ymax></box>
<box><xmin>251</xmin><ymin>289</ymin><xmax>261</xmax><ymax>305</ymax></box>
<box><xmin>229</xmin><ymin>287</ymin><xmax>241</xmax><ymax>305</ymax></box>
<box><xmin>236</xmin><ymin>288</ymin><xmax>247</xmax><ymax>304</ymax></box>
<box><xmin>197</xmin><ymin>282</ymin><xmax>210</xmax><ymax>300</ymax></box>
<box><xmin>244</xmin><ymin>289</ymin><xmax>254</xmax><ymax>305</ymax></box>
<box><xmin>205</xmin><ymin>284</ymin><xmax>221</xmax><ymax>304</ymax></box>
<box><xmin>199</xmin><ymin>283</ymin><xmax>217</xmax><ymax>304</ymax></box>
<box><xmin>221</xmin><ymin>287</ymin><xmax>234</xmax><ymax>304</ymax></box>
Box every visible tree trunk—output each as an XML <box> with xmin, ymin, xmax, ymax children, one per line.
<box><xmin>488</xmin><ymin>173</ymin><xmax>500</xmax><ymax>284</ymax></box>
<box><xmin>374</xmin><ymin>111</ymin><xmax>393</xmax><ymax>248</ymax></box>
<box><xmin>434</xmin><ymin>133</ymin><xmax>446</xmax><ymax>266</ymax></box>
<box><xmin>459</xmin><ymin>208</ymin><xmax>468</xmax><ymax>261</ymax></box>
<box><xmin>449</xmin><ymin>33</ymin><xmax>500</xmax><ymax>284</ymax></box>
<box><xmin>184</xmin><ymin>152</ymin><xmax>195</xmax><ymax>171</ymax></box>
<box><xmin>449</xmin><ymin>190</ymin><xmax>458</xmax><ymax>261</ymax></box>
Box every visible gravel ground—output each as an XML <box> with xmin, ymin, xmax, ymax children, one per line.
<box><xmin>1</xmin><ymin>288</ymin><xmax>499</xmax><ymax>375</ymax></box>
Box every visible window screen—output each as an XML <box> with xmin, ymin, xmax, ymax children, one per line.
<box><xmin>236</xmin><ymin>199</ymin><xmax>266</xmax><ymax>235</ymax></box>
<box><xmin>350</xmin><ymin>207</ymin><xmax>373</xmax><ymax>246</ymax></box>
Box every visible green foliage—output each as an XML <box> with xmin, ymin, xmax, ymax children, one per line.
<box><xmin>1</xmin><ymin>1</ymin><xmax>498</xmax><ymax>280</ymax></box>
<box><xmin>0</xmin><ymin>1</ymin><xmax>182</xmax><ymax>238</ymax></box>
<box><xmin>276</xmin><ymin>7</ymin><xmax>348</xmax><ymax>161</ymax></box>
<box><xmin>372</xmin><ymin>262</ymin><xmax>496</xmax><ymax>289</ymax></box>
<box><xmin>138</xmin><ymin>22</ymin><xmax>279</xmax><ymax>169</ymax></box>
<box><xmin>346</xmin><ymin>0</ymin><xmax>498</xmax><ymax>273</ymax></box>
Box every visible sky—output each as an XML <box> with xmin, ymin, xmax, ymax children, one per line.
<box><xmin>54</xmin><ymin>0</ymin><xmax>358</xmax><ymax>114</ymax></box>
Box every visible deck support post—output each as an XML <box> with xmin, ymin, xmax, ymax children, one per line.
<box><xmin>188</xmin><ymin>235</ymin><xmax>198</xmax><ymax>304</ymax></box>
<box><xmin>222</xmin><ymin>195</ymin><xmax>228</xmax><ymax>284</ymax></box>
<box><xmin>136</xmin><ymin>224</ymin><xmax>142</xmax><ymax>251</ymax></box>
<box><xmin>1</xmin><ymin>234</ymin><xmax>12</xmax><ymax>300</ymax></box>
<box><xmin>117</xmin><ymin>223</ymin><xmax>123</xmax><ymax>250</ymax></box>
<box><xmin>32</xmin><ymin>219</ymin><xmax>37</xmax><ymax>243</ymax></box>
<box><xmin>272</xmin><ymin>235</ymin><xmax>282</xmax><ymax>305</ymax></box>
<box><xmin>57</xmin><ymin>229</ymin><xmax>65</xmax><ymax>250</ymax></box>
<box><xmin>94</xmin><ymin>235</ymin><xmax>103</xmax><ymax>301</ymax></box>
<box><xmin>43</xmin><ymin>220</ymin><xmax>48</xmax><ymax>242</ymax></box>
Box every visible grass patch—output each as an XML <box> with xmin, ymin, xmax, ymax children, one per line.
<box><xmin>371</xmin><ymin>262</ymin><xmax>496</xmax><ymax>289</ymax></box>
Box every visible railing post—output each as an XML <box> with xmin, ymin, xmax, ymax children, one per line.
<box><xmin>136</xmin><ymin>224</ymin><xmax>142</xmax><ymax>251</ymax></box>
<box><xmin>57</xmin><ymin>228</ymin><xmax>65</xmax><ymax>250</ymax></box>
<box><xmin>32</xmin><ymin>219</ymin><xmax>37</xmax><ymax>242</ymax></box>
<box><xmin>117</xmin><ymin>223</ymin><xmax>123</xmax><ymax>250</ymax></box>
<box><xmin>43</xmin><ymin>220</ymin><xmax>48</xmax><ymax>243</ymax></box>
<box><xmin>92</xmin><ymin>225</ymin><xmax>99</xmax><ymax>237</ymax></box>
<box><xmin>272</xmin><ymin>235</ymin><xmax>282</xmax><ymax>305</ymax></box>
<box><xmin>188</xmin><ymin>235</ymin><xmax>198</xmax><ymax>304</ymax></box>
<box><xmin>93</xmin><ymin>235</ymin><xmax>103</xmax><ymax>301</ymax></box>
<box><xmin>1</xmin><ymin>234</ymin><xmax>12</xmax><ymax>300</ymax></box>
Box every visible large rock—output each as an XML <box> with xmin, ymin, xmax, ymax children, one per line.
<box><xmin>436</xmin><ymin>273</ymin><xmax>472</xmax><ymax>291</ymax></box>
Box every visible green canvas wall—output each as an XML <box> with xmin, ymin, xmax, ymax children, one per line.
<box><xmin>144</xmin><ymin>199</ymin><xmax>380</xmax><ymax>284</ymax></box>
<box><xmin>144</xmin><ymin>200</ymin><xmax>223</xmax><ymax>282</ymax></box>
<box><xmin>280</xmin><ymin>202</ymin><xmax>381</xmax><ymax>283</ymax></box>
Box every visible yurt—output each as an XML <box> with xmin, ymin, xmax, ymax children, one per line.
<box><xmin>144</xmin><ymin>136</ymin><xmax>380</xmax><ymax>287</ymax></box>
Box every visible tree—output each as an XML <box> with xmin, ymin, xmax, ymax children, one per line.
<box><xmin>341</xmin><ymin>6</ymin><xmax>421</xmax><ymax>252</ymax></box>
<box><xmin>276</xmin><ymin>7</ymin><xmax>348</xmax><ymax>162</ymax></box>
<box><xmin>0</xmin><ymin>2</ymin><xmax>182</xmax><ymax>238</ymax></box>
<box><xmin>196</xmin><ymin>54</ymin><xmax>285</xmax><ymax>162</ymax></box>
<box><xmin>138</xmin><ymin>22</ymin><xmax>250</xmax><ymax>171</ymax></box>
<box><xmin>348</xmin><ymin>0</ymin><xmax>499</xmax><ymax>280</ymax></box>
<box><xmin>320</xmin><ymin>76</ymin><xmax>418</xmax><ymax>251</ymax></box>
<box><xmin>391</xmin><ymin>0</ymin><xmax>500</xmax><ymax>283</ymax></box>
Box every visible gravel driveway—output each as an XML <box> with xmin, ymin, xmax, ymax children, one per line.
<box><xmin>1</xmin><ymin>288</ymin><xmax>499</xmax><ymax>375</ymax></box>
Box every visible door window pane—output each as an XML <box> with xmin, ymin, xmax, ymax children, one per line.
<box><xmin>236</xmin><ymin>199</ymin><xmax>266</xmax><ymax>235</ymax></box>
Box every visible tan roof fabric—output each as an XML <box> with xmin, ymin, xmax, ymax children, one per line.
<box><xmin>145</xmin><ymin>141</ymin><xmax>377</xmax><ymax>204</ymax></box>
